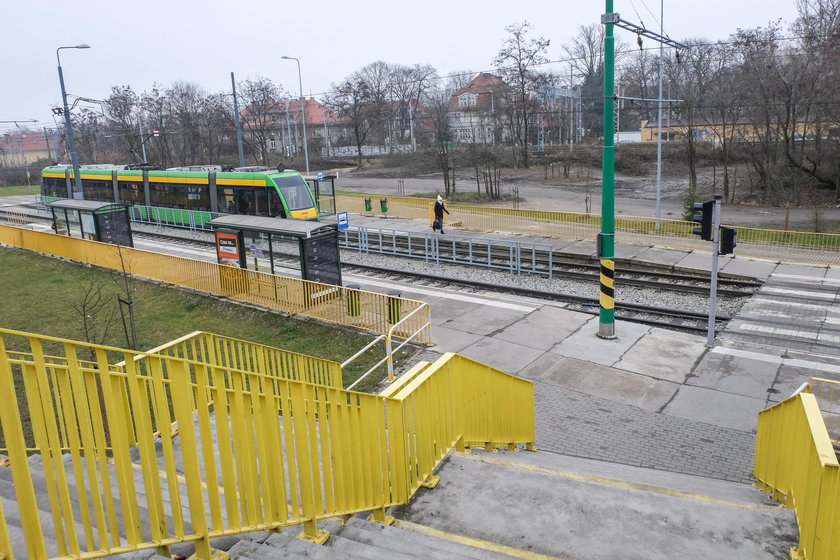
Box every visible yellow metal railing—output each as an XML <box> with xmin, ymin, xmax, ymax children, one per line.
<box><xmin>754</xmin><ymin>389</ymin><xmax>840</xmax><ymax>560</ymax></box>
<box><xmin>0</xmin><ymin>329</ymin><xmax>534</xmax><ymax>560</ymax></box>
<box><xmin>337</xmin><ymin>193</ymin><xmax>840</xmax><ymax>265</ymax></box>
<box><xmin>811</xmin><ymin>377</ymin><xmax>840</xmax><ymax>444</ymax></box>
<box><xmin>137</xmin><ymin>331</ymin><xmax>343</xmax><ymax>389</ymax></box>
<box><xmin>0</xmin><ymin>224</ymin><xmax>432</xmax><ymax>345</ymax></box>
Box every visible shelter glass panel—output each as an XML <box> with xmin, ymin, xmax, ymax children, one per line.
<box><xmin>242</xmin><ymin>230</ymin><xmax>275</xmax><ymax>273</ymax></box>
<box><xmin>66</xmin><ymin>209</ymin><xmax>83</xmax><ymax>238</ymax></box>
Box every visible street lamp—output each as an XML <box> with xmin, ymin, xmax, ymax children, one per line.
<box><xmin>57</xmin><ymin>44</ymin><xmax>91</xmax><ymax>200</ymax></box>
<box><xmin>281</xmin><ymin>55</ymin><xmax>310</xmax><ymax>174</ymax></box>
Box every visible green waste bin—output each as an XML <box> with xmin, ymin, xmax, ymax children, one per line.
<box><xmin>346</xmin><ymin>284</ymin><xmax>361</xmax><ymax>316</ymax></box>
<box><xmin>364</xmin><ymin>197</ymin><xmax>372</xmax><ymax>212</ymax></box>
<box><xmin>380</xmin><ymin>198</ymin><xmax>388</xmax><ymax>213</ymax></box>
<box><xmin>386</xmin><ymin>290</ymin><xmax>401</xmax><ymax>324</ymax></box>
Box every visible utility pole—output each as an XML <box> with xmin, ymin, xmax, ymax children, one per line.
<box><xmin>599</xmin><ymin>2</ymin><xmax>686</xmax><ymax>339</ymax></box>
<box><xmin>598</xmin><ymin>0</ymin><xmax>617</xmax><ymax>340</ymax></box>
<box><xmin>655</xmin><ymin>0</ymin><xmax>664</xmax><ymax>231</ymax></box>
<box><xmin>231</xmin><ymin>72</ymin><xmax>246</xmax><ymax>168</ymax></box>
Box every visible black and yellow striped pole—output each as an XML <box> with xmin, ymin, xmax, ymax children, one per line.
<box><xmin>598</xmin><ymin>0</ymin><xmax>617</xmax><ymax>340</ymax></box>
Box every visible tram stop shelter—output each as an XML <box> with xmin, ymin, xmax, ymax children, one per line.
<box><xmin>306</xmin><ymin>173</ymin><xmax>337</xmax><ymax>217</ymax></box>
<box><xmin>207</xmin><ymin>215</ymin><xmax>342</xmax><ymax>286</ymax></box>
<box><xmin>48</xmin><ymin>200</ymin><xmax>133</xmax><ymax>247</ymax></box>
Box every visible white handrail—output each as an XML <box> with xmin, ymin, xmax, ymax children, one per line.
<box><xmin>344</xmin><ymin>302</ymin><xmax>431</xmax><ymax>391</ymax></box>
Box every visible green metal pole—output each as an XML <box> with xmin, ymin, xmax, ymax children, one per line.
<box><xmin>599</xmin><ymin>0</ymin><xmax>617</xmax><ymax>339</ymax></box>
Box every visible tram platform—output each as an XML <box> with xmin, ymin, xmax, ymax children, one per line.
<box><xmin>328</xmin><ymin>212</ymin><xmax>840</xmax><ymax>485</ymax></box>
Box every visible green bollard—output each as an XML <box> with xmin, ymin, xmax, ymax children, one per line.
<box><xmin>346</xmin><ymin>284</ymin><xmax>361</xmax><ymax>316</ymax></box>
<box><xmin>386</xmin><ymin>290</ymin><xmax>401</xmax><ymax>324</ymax></box>
<box><xmin>380</xmin><ymin>198</ymin><xmax>388</xmax><ymax>213</ymax></box>
<box><xmin>364</xmin><ymin>197</ymin><xmax>372</xmax><ymax>212</ymax></box>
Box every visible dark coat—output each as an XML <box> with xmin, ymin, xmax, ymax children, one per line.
<box><xmin>434</xmin><ymin>200</ymin><xmax>449</xmax><ymax>220</ymax></box>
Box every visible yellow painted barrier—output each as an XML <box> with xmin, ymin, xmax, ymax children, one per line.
<box><xmin>0</xmin><ymin>224</ymin><xmax>431</xmax><ymax>345</ymax></box>
<box><xmin>754</xmin><ymin>390</ymin><xmax>840</xmax><ymax>559</ymax></box>
<box><xmin>337</xmin><ymin>193</ymin><xmax>840</xmax><ymax>265</ymax></box>
<box><xmin>139</xmin><ymin>331</ymin><xmax>343</xmax><ymax>389</ymax></box>
<box><xmin>0</xmin><ymin>328</ymin><xmax>534</xmax><ymax>560</ymax></box>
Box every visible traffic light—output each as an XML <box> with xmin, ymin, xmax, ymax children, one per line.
<box><xmin>692</xmin><ymin>200</ymin><xmax>714</xmax><ymax>241</ymax></box>
<box><xmin>719</xmin><ymin>227</ymin><xmax>737</xmax><ymax>255</ymax></box>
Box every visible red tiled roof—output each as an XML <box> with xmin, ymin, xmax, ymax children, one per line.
<box><xmin>2</xmin><ymin>132</ymin><xmax>50</xmax><ymax>153</ymax></box>
<box><xmin>449</xmin><ymin>73</ymin><xmax>507</xmax><ymax>111</ymax></box>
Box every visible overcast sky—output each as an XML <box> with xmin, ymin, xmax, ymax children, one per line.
<box><xmin>2</xmin><ymin>0</ymin><xmax>799</xmax><ymax>133</ymax></box>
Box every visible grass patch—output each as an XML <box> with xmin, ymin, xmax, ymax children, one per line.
<box><xmin>0</xmin><ymin>185</ymin><xmax>40</xmax><ymax>197</ymax></box>
<box><xmin>0</xmin><ymin>247</ymin><xmax>415</xmax><ymax>392</ymax></box>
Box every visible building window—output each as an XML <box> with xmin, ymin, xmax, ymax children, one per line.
<box><xmin>459</xmin><ymin>94</ymin><xmax>477</xmax><ymax>107</ymax></box>
<box><xmin>269</xmin><ymin>139</ymin><xmax>276</xmax><ymax>149</ymax></box>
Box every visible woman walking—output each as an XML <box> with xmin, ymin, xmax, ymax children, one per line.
<box><xmin>433</xmin><ymin>195</ymin><xmax>450</xmax><ymax>234</ymax></box>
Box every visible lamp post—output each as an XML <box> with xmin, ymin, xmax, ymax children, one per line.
<box><xmin>281</xmin><ymin>55</ymin><xmax>310</xmax><ymax>174</ymax></box>
<box><xmin>57</xmin><ymin>44</ymin><xmax>91</xmax><ymax>199</ymax></box>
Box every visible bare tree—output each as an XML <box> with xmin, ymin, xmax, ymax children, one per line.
<box><xmin>564</xmin><ymin>24</ymin><xmax>605</xmax><ymax>137</ymax></box>
<box><xmin>74</xmin><ymin>274</ymin><xmax>120</xmax><ymax>360</ymax></box>
<box><xmin>103</xmin><ymin>85</ymin><xmax>141</xmax><ymax>162</ymax></box>
<box><xmin>326</xmin><ymin>76</ymin><xmax>377</xmax><ymax>165</ymax></box>
<box><xmin>493</xmin><ymin>21</ymin><xmax>551</xmax><ymax>168</ymax></box>
<box><xmin>238</xmin><ymin>76</ymin><xmax>282</xmax><ymax>166</ymax></box>
<box><xmin>422</xmin><ymin>87</ymin><xmax>455</xmax><ymax>196</ymax></box>
<box><xmin>704</xmin><ymin>42</ymin><xmax>745</xmax><ymax>201</ymax></box>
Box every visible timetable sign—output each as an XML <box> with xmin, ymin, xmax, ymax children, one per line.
<box><xmin>337</xmin><ymin>212</ymin><xmax>349</xmax><ymax>230</ymax></box>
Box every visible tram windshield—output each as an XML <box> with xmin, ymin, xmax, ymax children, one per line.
<box><xmin>273</xmin><ymin>175</ymin><xmax>313</xmax><ymax>211</ymax></box>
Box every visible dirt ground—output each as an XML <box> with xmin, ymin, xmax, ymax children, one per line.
<box><xmin>332</xmin><ymin>166</ymin><xmax>840</xmax><ymax>232</ymax></box>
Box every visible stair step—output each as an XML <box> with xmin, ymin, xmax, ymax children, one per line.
<box><xmin>345</xmin><ymin>516</ymin><xmax>520</xmax><ymax>560</ymax></box>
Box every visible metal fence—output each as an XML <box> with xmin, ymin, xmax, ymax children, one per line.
<box><xmin>0</xmin><ymin>224</ymin><xmax>432</xmax><ymax>345</ymax></box>
<box><xmin>336</xmin><ymin>193</ymin><xmax>840</xmax><ymax>265</ymax></box>
<box><xmin>343</xmin><ymin>227</ymin><xmax>553</xmax><ymax>277</ymax></box>
<box><xmin>754</xmin><ymin>389</ymin><xmax>840</xmax><ymax>560</ymax></box>
<box><xmin>0</xmin><ymin>328</ymin><xmax>535</xmax><ymax>560</ymax></box>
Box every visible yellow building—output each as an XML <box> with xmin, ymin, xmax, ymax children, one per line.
<box><xmin>640</xmin><ymin>119</ymin><xmax>835</xmax><ymax>144</ymax></box>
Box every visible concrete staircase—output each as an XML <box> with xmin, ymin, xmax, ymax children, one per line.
<box><xmin>226</xmin><ymin>516</ymin><xmax>521</xmax><ymax>560</ymax></box>
<box><xmin>0</xmin><ymin>452</ymin><xmax>524</xmax><ymax>560</ymax></box>
<box><xmin>1</xmin><ymin>444</ymin><xmax>800</xmax><ymax>560</ymax></box>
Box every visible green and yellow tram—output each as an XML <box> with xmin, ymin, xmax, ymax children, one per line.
<box><xmin>41</xmin><ymin>164</ymin><xmax>319</xmax><ymax>221</ymax></box>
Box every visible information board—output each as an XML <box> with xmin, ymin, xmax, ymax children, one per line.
<box><xmin>96</xmin><ymin>211</ymin><xmax>133</xmax><ymax>247</ymax></box>
<box><xmin>302</xmin><ymin>235</ymin><xmax>341</xmax><ymax>286</ymax></box>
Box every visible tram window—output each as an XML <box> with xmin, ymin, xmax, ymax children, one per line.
<box><xmin>222</xmin><ymin>188</ymin><xmax>235</xmax><ymax>214</ymax></box>
<box><xmin>234</xmin><ymin>188</ymin><xmax>256</xmax><ymax>215</ymax></box>
<box><xmin>269</xmin><ymin>189</ymin><xmax>282</xmax><ymax>217</ymax></box>
<box><xmin>186</xmin><ymin>185</ymin><xmax>210</xmax><ymax>211</ymax></box>
<box><xmin>254</xmin><ymin>188</ymin><xmax>269</xmax><ymax>217</ymax></box>
<box><xmin>118</xmin><ymin>182</ymin><xmax>144</xmax><ymax>205</ymax></box>
<box><xmin>83</xmin><ymin>180</ymin><xmax>113</xmax><ymax>202</ymax></box>
<box><xmin>273</xmin><ymin>175</ymin><xmax>313</xmax><ymax>211</ymax></box>
<box><xmin>43</xmin><ymin>177</ymin><xmax>68</xmax><ymax>197</ymax></box>
<box><xmin>150</xmin><ymin>183</ymin><xmax>175</xmax><ymax>207</ymax></box>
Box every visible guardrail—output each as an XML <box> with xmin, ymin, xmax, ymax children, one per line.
<box><xmin>754</xmin><ymin>388</ymin><xmax>840</xmax><ymax>560</ymax></box>
<box><xmin>0</xmin><ymin>328</ymin><xmax>534</xmax><ymax>560</ymax></box>
<box><xmin>0</xmin><ymin>224</ymin><xmax>432</xmax><ymax>345</ymax></box>
<box><xmin>336</xmin><ymin>193</ymin><xmax>840</xmax><ymax>265</ymax></box>
<box><xmin>129</xmin><ymin>330</ymin><xmax>343</xmax><ymax>388</ymax></box>
<box><xmin>128</xmin><ymin>205</ymin><xmax>224</xmax><ymax>232</ymax></box>
<box><xmin>342</xmin><ymin>227</ymin><xmax>554</xmax><ymax>278</ymax></box>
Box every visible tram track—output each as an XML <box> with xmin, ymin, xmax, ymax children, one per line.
<box><xmin>341</xmin><ymin>262</ymin><xmax>732</xmax><ymax>335</ymax></box>
<box><xmin>2</xmin><ymin>208</ymin><xmax>749</xmax><ymax>335</ymax></box>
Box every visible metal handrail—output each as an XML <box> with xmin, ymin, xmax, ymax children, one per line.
<box><xmin>344</xmin><ymin>303</ymin><xmax>432</xmax><ymax>391</ymax></box>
